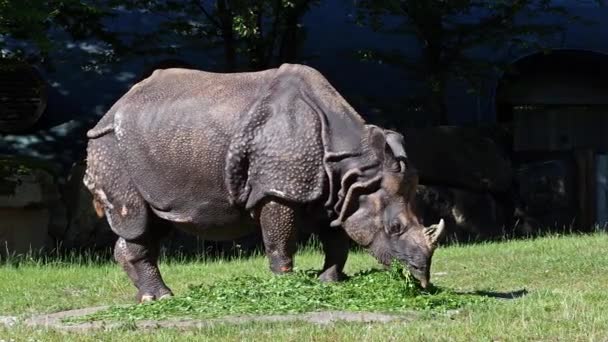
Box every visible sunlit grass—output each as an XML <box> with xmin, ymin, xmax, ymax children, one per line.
<box><xmin>1</xmin><ymin>232</ymin><xmax>607</xmax><ymax>340</ymax></box>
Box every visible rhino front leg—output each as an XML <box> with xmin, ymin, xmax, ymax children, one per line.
<box><xmin>318</xmin><ymin>227</ymin><xmax>350</xmax><ymax>282</ymax></box>
<box><xmin>258</xmin><ymin>199</ymin><xmax>299</xmax><ymax>274</ymax></box>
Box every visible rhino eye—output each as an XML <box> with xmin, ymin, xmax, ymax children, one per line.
<box><xmin>386</xmin><ymin>219</ymin><xmax>403</xmax><ymax>235</ymax></box>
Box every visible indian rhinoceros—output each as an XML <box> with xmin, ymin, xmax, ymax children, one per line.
<box><xmin>83</xmin><ymin>63</ymin><xmax>445</xmax><ymax>302</ymax></box>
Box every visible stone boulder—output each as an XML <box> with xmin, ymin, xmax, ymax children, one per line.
<box><xmin>399</xmin><ymin>125</ymin><xmax>522</xmax><ymax>240</ymax></box>
<box><xmin>0</xmin><ymin>157</ymin><xmax>65</xmax><ymax>256</ymax></box>
<box><xmin>515</xmin><ymin>159</ymin><xmax>576</xmax><ymax>231</ymax></box>
<box><xmin>415</xmin><ymin>185</ymin><xmax>509</xmax><ymax>241</ymax></box>
<box><xmin>415</xmin><ymin>182</ymin><xmax>543</xmax><ymax>241</ymax></box>
<box><xmin>403</xmin><ymin>125</ymin><xmax>512</xmax><ymax>193</ymax></box>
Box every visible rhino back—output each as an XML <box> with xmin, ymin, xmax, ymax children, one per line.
<box><xmin>110</xmin><ymin>68</ymin><xmax>276</xmax><ymax>225</ymax></box>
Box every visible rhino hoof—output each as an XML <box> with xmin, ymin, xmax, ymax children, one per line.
<box><xmin>140</xmin><ymin>294</ymin><xmax>155</xmax><ymax>303</ymax></box>
<box><xmin>318</xmin><ymin>269</ymin><xmax>348</xmax><ymax>283</ymax></box>
<box><xmin>159</xmin><ymin>293</ymin><xmax>173</xmax><ymax>300</ymax></box>
<box><xmin>138</xmin><ymin>292</ymin><xmax>173</xmax><ymax>303</ymax></box>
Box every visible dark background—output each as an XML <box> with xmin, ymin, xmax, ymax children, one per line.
<box><xmin>1</xmin><ymin>0</ymin><xmax>608</xmax><ymax>255</ymax></box>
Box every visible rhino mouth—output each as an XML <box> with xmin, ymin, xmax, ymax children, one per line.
<box><xmin>406</xmin><ymin>264</ymin><xmax>429</xmax><ymax>289</ymax></box>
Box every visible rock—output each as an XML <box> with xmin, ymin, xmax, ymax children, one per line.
<box><xmin>515</xmin><ymin>159</ymin><xmax>576</xmax><ymax>231</ymax></box>
<box><xmin>0</xmin><ymin>157</ymin><xmax>65</xmax><ymax>255</ymax></box>
<box><xmin>404</xmin><ymin>125</ymin><xmax>512</xmax><ymax>193</ymax></box>
<box><xmin>415</xmin><ymin>185</ymin><xmax>509</xmax><ymax>240</ymax></box>
<box><xmin>60</xmin><ymin>161</ymin><xmax>115</xmax><ymax>250</ymax></box>
<box><xmin>23</xmin><ymin>307</ymin><xmax>413</xmax><ymax>331</ymax></box>
<box><xmin>0</xmin><ymin>207</ymin><xmax>49</xmax><ymax>255</ymax></box>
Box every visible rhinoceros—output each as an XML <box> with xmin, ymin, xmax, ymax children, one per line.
<box><xmin>83</xmin><ymin>63</ymin><xmax>445</xmax><ymax>302</ymax></box>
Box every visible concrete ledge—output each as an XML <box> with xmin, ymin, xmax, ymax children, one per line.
<box><xmin>10</xmin><ymin>306</ymin><xmax>417</xmax><ymax>331</ymax></box>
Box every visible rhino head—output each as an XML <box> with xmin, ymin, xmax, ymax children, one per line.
<box><xmin>330</xmin><ymin>126</ymin><xmax>445</xmax><ymax>288</ymax></box>
<box><xmin>222</xmin><ymin>65</ymin><xmax>444</xmax><ymax>286</ymax></box>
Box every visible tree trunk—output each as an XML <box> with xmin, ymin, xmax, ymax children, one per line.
<box><xmin>264</xmin><ymin>0</ymin><xmax>283</xmax><ymax>67</ymax></box>
<box><xmin>278</xmin><ymin>0</ymin><xmax>309</xmax><ymax>63</ymax></box>
<box><xmin>248</xmin><ymin>4</ymin><xmax>267</xmax><ymax>70</ymax></box>
<box><xmin>217</xmin><ymin>0</ymin><xmax>236</xmax><ymax>72</ymax></box>
<box><xmin>426</xmin><ymin>74</ymin><xmax>449</xmax><ymax>126</ymax></box>
<box><xmin>412</xmin><ymin>6</ymin><xmax>448</xmax><ymax>126</ymax></box>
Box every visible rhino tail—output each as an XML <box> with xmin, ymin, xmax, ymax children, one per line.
<box><xmin>87</xmin><ymin>108</ymin><xmax>119</xmax><ymax>139</ymax></box>
<box><xmin>86</xmin><ymin>124</ymin><xmax>114</xmax><ymax>139</ymax></box>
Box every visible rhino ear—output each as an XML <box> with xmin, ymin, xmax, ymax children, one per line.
<box><xmin>365</xmin><ymin>125</ymin><xmax>408</xmax><ymax>173</ymax></box>
<box><xmin>384</xmin><ymin>129</ymin><xmax>408</xmax><ymax>172</ymax></box>
<box><xmin>383</xmin><ymin>129</ymin><xmax>406</xmax><ymax>157</ymax></box>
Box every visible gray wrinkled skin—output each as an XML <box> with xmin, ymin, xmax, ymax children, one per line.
<box><xmin>84</xmin><ymin>63</ymin><xmax>445</xmax><ymax>302</ymax></box>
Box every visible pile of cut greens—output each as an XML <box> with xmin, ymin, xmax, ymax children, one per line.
<box><xmin>72</xmin><ymin>261</ymin><xmax>484</xmax><ymax>322</ymax></box>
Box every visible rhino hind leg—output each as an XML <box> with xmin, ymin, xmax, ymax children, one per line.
<box><xmin>258</xmin><ymin>198</ymin><xmax>299</xmax><ymax>274</ymax></box>
<box><xmin>318</xmin><ymin>227</ymin><xmax>350</xmax><ymax>282</ymax></box>
<box><xmin>85</xmin><ymin>136</ymin><xmax>173</xmax><ymax>302</ymax></box>
<box><xmin>114</xmin><ymin>233</ymin><xmax>173</xmax><ymax>302</ymax></box>
<box><xmin>106</xmin><ymin>188</ymin><xmax>173</xmax><ymax>302</ymax></box>
<box><xmin>105</xmin><ymin>187</ymin><xmax>173</xmax><ymax>302</ymax></box>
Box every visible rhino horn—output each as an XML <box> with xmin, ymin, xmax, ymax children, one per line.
<box><xmin>424</xmin><ymin>219</ymin><xmax>445</xmax><ymax>249</ymax></box>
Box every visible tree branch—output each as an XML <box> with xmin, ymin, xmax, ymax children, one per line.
<box><xmin>266</xmin><ymin>0</ymin><xmax>283</xmax><ymax>63</ymax></box>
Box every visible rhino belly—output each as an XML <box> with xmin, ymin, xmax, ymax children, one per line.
<box><xmin>169</xmin><ymin>217</ymin><xmax>258</xmax><ymax>242</ymax></box>
<box><xmin>147</xmin><ymin>183</ymin><xmax>257</xmax><ymax>240</ymax></box>
<box><xmin>149</xmin><ymin>198</ymin><xmax>247</xmax><ymax>229</ymax></box>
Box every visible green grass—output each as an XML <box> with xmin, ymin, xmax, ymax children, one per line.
<box><xmin>1</xmin><ymin>232</ymin><xmax>608</xmax><ymax>340</ymax></box>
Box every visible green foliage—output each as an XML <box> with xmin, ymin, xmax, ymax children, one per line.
<box><xmin>113</xmin><ymin>0</ymin><xmax>320</xmax><ymax>70</ymax></box>
<box><xmin>0</xmin><ymin>0</ymin><xmax>318</xmax><ymax>71</ymax></box>
<box><xmin>0</xmin><ymin>0</ymin><xmax>118</xmax><ymax>63</ymax></box>
<box><xmin>70</xmin><ymin>260</ymin><xmax>483</xmax><ymax>322</ymax></box>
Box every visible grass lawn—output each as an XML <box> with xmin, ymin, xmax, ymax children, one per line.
<box><xmin>1</xmin><ymin>232</ymin><xmax>607</xmax><ymax>341</ymax></box>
